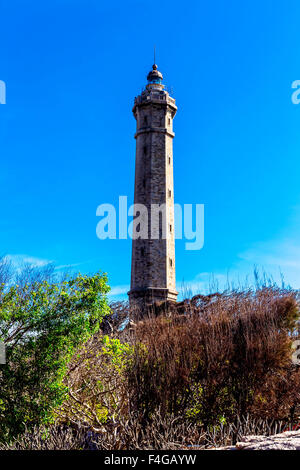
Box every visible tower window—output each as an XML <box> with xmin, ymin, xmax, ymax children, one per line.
<box><xmin>143</xmin><ymin>146</ymin><xmax>147</xmax><ymax>155</ymax></box>
<box><xmin>144</xmin><ymin>115</ymin><xmax>148</xmax><ymax>126</ymax></box>
<box><xmin>168</xmin><ymin>189</ymin><xmax>172</xmax><ymax>198</ymax></box>
<box><xmin>170</xmin><ymin>224</ymin><xmax>172</xmax><ymax>232</ymax></box>
<box><xmin>168</xmin><ymin>156</ymin><xmax>171</xmax><ymax>164</ymax></box>
<box><xmin>168</xmin><ymin>118</ymin><xmax>171</xmax><ymax>125</ymax></box>
<box><xmin>159</xmin><ymin>211</ymin><xmax>163</xmax><ymax>239</ymax></box>
<box><xmin>141</xmin><ymin>247</ymin><xmax>145</xmax><ymax>256</ymax></box>
<box><xmin>169</xmin><ymin>258</ymin><xmax>173</xmax><ymax>267</ymax></box>
<box><xmin>143</xmin><ymin>178</ymin><xmax>146</xmax><ymax>188</ymax></box>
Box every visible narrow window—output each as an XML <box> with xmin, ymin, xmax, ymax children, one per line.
<box><xmin>144</xmin><ymin>115</ymin><xmax>148</xmax><ymax>126</ymax></box>
<box><xmin>168</xmin><ymin>189</ymin><xmax>172</xmax><ymax>198</ymax></box>
<box><xmin>170</xmin><ymin>224</ymin><xmax>172</xmax><ymax>232</ymax></box>
<box><xmin>169</xmin><ymin>258</ymin><xmax>173</xmax><ymax>267</ymax></box>
<box><xmin>168</xmin><ymin>118</ymin><xmax>171</xmax><ymax>125</ymax></box>
<box><xmin>143</xmin><ymin>178</ymin><xmax>146</xmax><ymax>188</ymax></box>
<box><xmin>143</xmin><ymin>146</ymin><xmax>147</xmax><ymax>155</ymax></box>
<box><xmin>168</xmin><ymin>156</ymin><xmax>171</xmax><ymax>164</ymax></box>
<box><xmin>141</xmin><ymin>247</ymin><xmax>145</xmax><ymax>256</ymax></box>
<box><xmin>159</xmin><ymin>211</ymin><xmax>163</xmax><ymax>239</ymax></box>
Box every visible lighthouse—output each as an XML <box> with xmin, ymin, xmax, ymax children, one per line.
<box><xmin>128</xmin><ymin>63</ymin><xmax>178</xmax><ymax>306</ymax></box>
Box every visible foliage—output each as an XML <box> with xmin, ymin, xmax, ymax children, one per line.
<box><xmin>0</xmin><ymin>266</ymin><xmax>110</xmax><ymax>442</ymax></box>
<box><xmin>128</xmin><ymin>287</ymin><xmax>300</xmax><ymax>426</ymax></box>
<box><xmin>56</xmin><ymin>333</ymin><xmax>133</xmax><ymax>431</ymax></box>
<box><xmin>1</xmin><ymin>261</ymin><xmax>299</xmax><ymax>449</ymax></box>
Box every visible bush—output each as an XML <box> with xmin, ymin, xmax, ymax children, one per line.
<box><xmin>1</xmin><ymin>265</ymin><xmax>299</xmax><ymax>448</ymax></box>
<box><xmin>128</xmin><ymin>287</ymin><xmax>300</xmax><ymax>426</ymax></box>
<box><xmin>56</xmin><ymin>333</ymin><xmax>133</xmax><ymax>431</ymax></box>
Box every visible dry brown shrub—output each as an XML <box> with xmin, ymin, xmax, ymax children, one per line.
<box><xmin>128</xmin><ymin>287</ymin><xmax>300</xmax><ymax>425</ymax></box>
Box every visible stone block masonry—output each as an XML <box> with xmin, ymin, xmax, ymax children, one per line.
<box><xmin>128</xmin><ymin>64</ymin><xmax>178</xmax><ymax>306</ymax></box>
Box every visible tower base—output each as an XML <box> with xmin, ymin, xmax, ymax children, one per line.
<box><xmin>128</xmin><ymin>287</ymin><xmax>178</xmax><ymax>307</ymax></box>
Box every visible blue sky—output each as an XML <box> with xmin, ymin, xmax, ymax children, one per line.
<box><xmin>1</xmin><ymin>0</ymin><xmax>300</xmax><ymax>299</ymax></box>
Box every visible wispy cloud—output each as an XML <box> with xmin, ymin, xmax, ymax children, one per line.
<box><xmin>177</xmin><ymin>272</ymin><xmax>228</xmax><ymax>299</ymax></box>
<box><xmin>237</xmin><ymin>237</ymin><xmax>300</xmax><ymax>287</ymax></box>
<box><xmin>55</xmin><ymin>262</ymin><xmax>83</xmax><ymax>270</ymax></box>
<box><xmin>5</xmin><ymin>255</ymin><xmax>91</xmax><ymax>274</ymax></box>
<box><xmin>182</xmin><ymin>205</ymin><xmax>300</xmax><ymax>294</ymax></box>
<box><xmin>235</xmin><ymin>205</ymin><xmax>300</xmax><ymax>287</ymax></box>
<box><xmin>109</xmin><ymin>285</ymin><xmax>129</xmax><ymax>297</ymax></box>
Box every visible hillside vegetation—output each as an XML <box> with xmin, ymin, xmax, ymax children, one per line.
<box><xmin>0</xmin><ymin>260</ymin><xmax>299</xmax><ymax>449</ymax></box>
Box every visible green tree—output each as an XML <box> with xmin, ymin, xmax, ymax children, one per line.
<box><xmin>0</xmin><ymin>269</ymin><xmax>110</xmax><ymax>442</ymax></box>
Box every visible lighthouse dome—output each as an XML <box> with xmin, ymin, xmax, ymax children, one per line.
<box><xmin>147</xmin><ymin>64</ymin><xmax>163</xmax><ymax>85</ymax></box>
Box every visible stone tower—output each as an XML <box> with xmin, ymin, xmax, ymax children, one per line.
<box><xmin>128</xmin><ymin>63</ymin><xmax>178</xmax><ymax>305</ymax></box>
